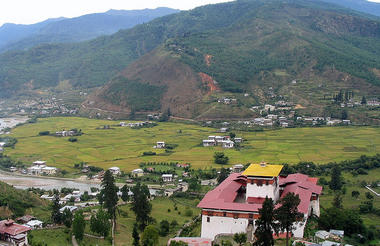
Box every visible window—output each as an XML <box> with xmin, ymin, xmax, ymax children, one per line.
<box><xmin>233</xmin><ymin>213</ymin><xmax>239</xmax><ymax>219</ymax></box>
<box><xmin>266</xmin><ymin>180</ymin><xmax>269</xmax><ymax>185</ymax></box>
<box><xmin>249</xmin><ymin>214</ymin><xmax>253</xmax><ymax>219</ymax></box>
<box><xmin>207</xmin><ymin>217</ymin><xmax>210</xmax><ymax>223</ymax></box>
<box><xmin>257</xmin><ymin>180</ymin><xmax>263</xmax><ymax>186</ymax></box>
<box><xmin>223</xmin><ymin>212</ymin><xmax>227</xmax><ymax>217</ymax></box>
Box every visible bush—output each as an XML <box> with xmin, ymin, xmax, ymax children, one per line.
<box><xmin>143</xmin><ymin>151</ymin><xmax>156</xmax><ymax>156</ymax></box>
<box><xmin>214</xmin><ymin>152</ymin><xmax>229</xmax><ymax>164</ymax></box>
<box><xmin>38</xmin><ymin>131</ymin><xmax>50</xmax><ymax>136</ymax></box>
<box><xmin>68</xmin><ymin>137</ymin><xmax>77</xmax><ymax>142</ymax></box>
<box><xmin>184</xmin><ymin>209</ymin><xmax>193</xmax><ymax>217</ymax></box>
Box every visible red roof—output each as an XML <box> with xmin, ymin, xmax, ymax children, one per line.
<box><xmin>197</xmin><ymin>173</ymin><xmax>263</xmax><ymax>212</ymax></box>
<box><xmin>198</xmin><ymin>172</ymin><xmax>322</xmax><ymax>215</ymax></box>
<box><xmin>0</xmin><ymin>220</ymin><xmax>31</xmax><ymax>236</ymax></box>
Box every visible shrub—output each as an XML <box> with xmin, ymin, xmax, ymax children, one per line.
<box><xmin>68</xmin><ymin>137</ymin><xmax>77</xmax><ymax>142</ymax></box>
<box><xmin>214</xmin><ymin>152</ymin><xmax>229</xmax><ymax>164</ymax></box>
<box><xmin>38</xmin><ymin>131</ymin><xmax>50</xmax><ymax>136</ymax></box>
<box><xmin>143</xmin><ymin>151</ymin><xmax>156</xmax><ymax>156</ymax></box>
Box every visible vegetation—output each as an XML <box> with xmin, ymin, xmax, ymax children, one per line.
<box><xmin>6</xmin><ymin>117</ymin><xmax>380</xmax><ymax>172</ymax></box>
<box><xmin>72</xmin><ymin>211</ymin><xmax>86</xmax><ymax>241</ymax></box>
<box><xmin>90</xmin><ymin>208</ymin><xmax>111</xmax><ymax>237</ymax></box>
<box><xmin>99</xmin><ymin>170</ymin><xmax>119</xmax><ymax>220</ymax></box>
<box><xmin>214</xmin><ymin>152</ymin><xmax>229</xmax><ymax>165</ymax></box>
<box><xmin>131</xmin><ymin>182</ymin><xmax>152</xmax><ymax>230</ymax></box>
<box><xmin>254</xmin><ymin>197</ymin><xmax>278</xmax><ymax>246</ymax></box>
<box><xmin>0</xmin><ymin>180</ymin><xmax>47</xmax><ymax>217</ymax></box>
<box><xmin>275</xmin><ymin>193</ymin><xmax>303</xmax><ymax>246</ymax></box>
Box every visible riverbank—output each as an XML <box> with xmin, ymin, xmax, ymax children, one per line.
<box><xmin>0</xmin><ymin>116</ymin><xmax>29</xmax><ymax>133</ymax></box>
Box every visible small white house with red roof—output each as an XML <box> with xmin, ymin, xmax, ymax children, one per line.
<box><xmin>197</xmin><ymin>163</ymin><xmax>322</xmax><ymax>240</ymax></box>
<box><xmin>0</xmin><ymin>219</ymin><xmax>31</xmax><ymax>245</ymax></box>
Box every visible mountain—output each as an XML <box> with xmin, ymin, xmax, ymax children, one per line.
<box><xmin>0</xmin><ymin>0</ymin><xmax>379</xmax><ymax>120</ymax></box>
<box><xmin>321</xmin><ymin>0</ymin><xmax>380</xmax><ymax>17</ymax></box>
<box><xmin>90</xmin><ymin>0</ymin><xmax>380</xmax><ymax>118</ymax></box>
<box><xmin>0</xmin><ymin>18</ymin><xmax>65</xmax><ymax>50</ymax></box>
<box><xmin>0</xmin><ymin>7</ymin><xmax>179</xmax><ymax>52</ymax></box>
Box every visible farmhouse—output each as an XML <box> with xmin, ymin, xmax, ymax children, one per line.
<box><xmin>221</xmin><ymin>140</ymin><xmax>234</xmax><ymax>149</ymax></box>
<box><xmin>109</xmin><ymin>167</ymin><xmax>121</xmax><ymax>176</ymax></box>
<box><xmin>162</xmin><ymin>174</ymin><xmax>173</xmax><ymax>182</ymax></box>
<box><xmin>234</xmin><ymin>138</ymin><xmax>243</xmax><ymax>143</ymax></box>
<box><xmin>197</xmin><ymin>163</ymin><xmax>322</xmax><ymax>240</ymax></box>
<box><xmin>0</xmin><ymin>219</ymin><xmax>31</xmax><ymax>246</ymax></box>
<box><xmin>131</xmin><ymin>168</ymin><xmax>144</xmax><ymax>177</ymax></box>
<box><xmin>156</xmin><ymin>141</ymin><xmax>166</xmax><ymax>149</ymax></box>
<box><xmin>55</xmin><ymin>130</ymin><xmax>75</xmax><ymax>137</ymax></box>
<box><xmin>203</xmin><ymin>140</ymin><xmax>216</xmax><ymax>147</ymax></box>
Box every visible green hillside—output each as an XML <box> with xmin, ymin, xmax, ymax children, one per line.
<box><xmin>94</xmin><ymin>0</ymin><xmax>380</xmax><ymax>118</ymax></box>
<box><xmin>0</xmin><ymin>180</ymin><xmax>48</xmax><ymax>218</ymax></box>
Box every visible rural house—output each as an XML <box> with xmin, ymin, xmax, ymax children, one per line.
<box><xmin>131</xmin><ymin>168</ymin><xmax>144</xmax><ymax>177</ymax></box>
<box><xmin>0</xmin><ymin>219</ymin><xmax>31</xmax><ymax>246</ymax></box>
<box><xmin>162</xmin><ymin>174</ymin><xmax>173</xmax><ymax>182</ymax></box>
<box><xmin>109</xmin><ymin>167</ymin><xmax>121</xmax><ymax>176</ymax></box>
<box><xmin>197</xmin><ymin>163</ymin><xmax>322</xmax><ymax>240</ymax></box>
<box><xmin>156</xmin><ymin>141</ymin><xmax>166</xmax><ymax>149</ymax></box>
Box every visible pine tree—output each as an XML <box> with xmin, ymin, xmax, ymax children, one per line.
<box><xmin>99</xmin><ymin>170</ymin><xmax>119</xmax><ymax>220</ymax></box>
<box><xmin>121</xmin><ymin>185</ymin><xmax>130</xmax><ymax>202</ymax></box>
<box><xmin>254</xmin><ymin>197</ymin><xmax>278</xmax><ymax>246</ymax></box>
<box><xmin>275</xmin><ymin>193</ymin><xmax>303</xmax><ymax>246</ymax></box>
<box><xmin>217</xmin><ymin>168</ymin><xmax>229</xmax><ymax>184</ymax></box>
<box><xmin>332</xmin><ymin>192</ymin><xmax>343</xmax><ymax>209</ymax></box>
<box><xmin>131</xmin><ymin>182</ymin><xmax>152</xmax><ymax>229</ymax></box>
<box><xmin>329</xmin><ymin>165</ymin><xmax>343</xmax><ymax>191</ymax></box>
<box><xmin>62</xmin><ymin>208</ymin><xmax>73</xmax><ymax>228</ymax></box>
<box><xmin>132</xmin><ymin>223</ymin><xmax>140</xmax><ymax>246</ymax></box>
<box><xmin>361</xmin><ymin>96</ymin><xmax>367</xmax><ymax>105</ymax></box>
<box><xmin>51</xmin><ymin>193</ymin><xmax>62</xmax><ymax>224</ymax></box>
<box><xmin>73</xmin><ymin>211</ymin><xmax>86</xmax><ymax>241</ymax></box>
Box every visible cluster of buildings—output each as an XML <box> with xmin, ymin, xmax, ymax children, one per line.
<box><xmin>202</xmin><ymin>135</ymin><xmax>242</xmax><ymax>149</ymax></box>
<box><xmin>55</xmin><ymin>130</ymin><xmax>76</xmax><ymax>137</ymax></box>
<box><xmin>197</xmin><ymin>162</ymin><xmax>322</xmax><ymax>241</ymax></box>
<box><xmin>27</xmin><ymin>161</ymin><xmax>57</xmax><ymax>176</ymax></box>
<box><xmin>217</xmin><ymin>98</ymin><xmax>237</xmax><ymax>105</ymax></box>
<box><xmin>119</xmin><ymin>121</ymin><xmax>154</xmax><ymax>128</ymax></box>
<box><xmin>9</xmin><ymin>97</ymin><xmax>79</xmax><ymax>116</ymax></box>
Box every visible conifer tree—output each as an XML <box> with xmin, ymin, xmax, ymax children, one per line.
<box><xmin>254</xmin><ymin>197</ymin><xmax>278</xmax><ymax>246</ymax></box>
<box><xmin>99</xmin><ymin>170</ymin><xmax>119</xmax><ymax>220</ymax></box>
<box><xmin>329</xmin><ymin>165</ymin><xmax>343</xmax><ymax>191</ymax></box>
<box><xmin>275</xmin><ymin>193</ymin><xmax>302</xmax><ymax>246</ymax></box>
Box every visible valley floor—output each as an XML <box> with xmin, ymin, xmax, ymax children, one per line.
<box><xmin>4</xmin><ymin>117</ymin><xmax>380</xmax><ymax>173</ymax></box>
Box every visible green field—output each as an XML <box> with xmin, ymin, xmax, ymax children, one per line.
<box><xmin>6</xmin><ymin>117</ymin><xmax>380</xmax><ymax>172</ymax></box>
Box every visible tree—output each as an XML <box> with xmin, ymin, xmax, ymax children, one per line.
<box><xmin>275</xmin><ymin>193</ymin><xmax>303</xmax><ymax>246</ymax></box>
<box><xmin>51</xmin><ymin>193</ymin><xmax>62</xmax><ymax>224</ymax></box>
<box><xmin>72</xmin><ymin>211</ymin><xmax>86</xmax><ymax>241</ymax></box>
<box><xmin>132</xmin><ymin>223</ymin><xmax>140</xmax><ymax>246</ymax></box>
<box><xmin>99</xmin><ymin>170</ymin><xmax>119</xmax><ymax>220</ymax></box>
<box><xmin>254</xmin><ymin>197</ymin><xmax>278</xmax><ymax>246</ymax></box>
<box><xmin>131</xmin><ymin>182</ymin><xmax>152</xmax><ymax>230</ymax></box>
<box><xmin>62</xmin><ymin>208</ymin><xmax>73</xmax><ymax>228</ymax></box>
<box><xmin>329</xmin><ymin>166</ymin><xmax>343</xmax><ymax>191</ymax></box>
<box><xmin>332</xmin><ymin>192</ymin><xmax>343</xmax><ymax>209</ymax></box>
<box><xmin>365</xmin><ymin>192</ymin><xmax>374</xmax><ymax>200</ymax></box>
<box><xmin>141</xmin><ymin>225</ymin><xmax>159</xmax><ymax>246</ymax></box>
<box><xmin>121</xmin><ymin>185</ymin><xmax>130</xmax><ymax>202</ymax></box>
<box><xmin>214</xmin><ymin>152</ymin><xmax>229</xmax><ymax>164</ymax></box>
<box><xmin>351</xmin><ymin>190</ymin><xmax>360</xmax><ymax>199</ymax></box>
<box><xmin>90</xmin><ymin>208</ymin><xmax>111</xmax><ymax>237</ymax></box>
<box><xmin>229</xmin><ymin>132</ymin><xmax>236</xmax><ymax>139</ymax></box>
<box><xmin>217</xmin><ymin>168</ymin><xmax>229</xmax><ymax>184</ymax></box>
<box><xmin>159</xmin><ymin>220</ymin><xmax>170</xmax><ymax>236</ymax></box>
<box><xmin>233</xmin><ymin>233</ymin><xmax>247</xmax><ymax>246</ymax></box>
<box><xmin>361</xmin><ymin>96</ymin><xmax>367</xmax><ymax>105</ymax></box>
<box><xmin>170</xmin><ymin>241</ymin><xmax>188</xmax><ymax>246</ymax></box>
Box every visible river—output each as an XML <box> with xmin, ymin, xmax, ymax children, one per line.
<box><xmin>0</xmin><ymin>172</ymin><xmax>101</xmax><ymax>192</ymax></box>
<box><xmin>0</xmin><ymin>116</ymin><xmax>29</xmax><ymax>133</ymax></box>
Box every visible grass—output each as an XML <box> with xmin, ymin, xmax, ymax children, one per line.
<box><xmin>29</xmin><ymin>227</ymin><xmax>111</xmax><ymax>246</ymax></box>
<box><xmin>115</xmin><ymin>197</ymin><xmax>201</xmax><ymax>246</ymax></box>
<box><xmin>5</xmin><ymin>117</ymin><xmax>380</xmax><ymax>172</ymax></box>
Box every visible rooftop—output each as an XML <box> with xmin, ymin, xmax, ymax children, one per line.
<box><xmin>0</xmin><ymin>220</ymin><xmax>31</xmax><ymax>236</ymax></box>
<box><xmin>242</xmin><ymin>163</ymin><xmax>283</xmax><ymax>177</ymax></box>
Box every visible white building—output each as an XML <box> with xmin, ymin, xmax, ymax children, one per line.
<box><xmin>109</xmin><ymin>167</ymin><xmax>121</xmax><ymax>176</ymax></box>
<box><xmin>59</xmin><ymin>206</ymin><xmax>78</xmax><ymax>213</ymax></box>
<box><xmin>197</xmin><ymin>163</ymin><xmax>322</xmax><ymax>240</ymax></box>
<box><xmin>131</xmin><ymin>168</ymin><xmax>144</xmax><ymax>177</ymax></box>
<box><xmin>33</xmin><ymin>161</ymin><xmax>46</xmax><ymax>166</ymax></box>
<box><xmin>156</xmin><ymin>142</ymin><xmax>166</xmax><ymax>149</ymax></box>
<box><xmin>234</xmin><ymin>138</ymin><xmax>243</xmax><ymax>143</ymax></box>
<box><xmin>162</xmin><ymin>174</ymin><xmax>173</xmax><ymax>182</ymax></box>
<box><xmin>25</xmin><ymin>220</ymin><xmax>43</xmax><ymax>229</ymax></box>
<box><xmin>221</xmin><ymin>140</ymin><xmax>234</xmax><ymax>149</ymax></box>
<box><xmin>203</xmin><ymin>140</ymin><xmax>216</xmax><ymax>147</ymax></box>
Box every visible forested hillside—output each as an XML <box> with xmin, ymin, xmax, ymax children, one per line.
<box><xmin>0</xmin><ymin>8</ymin><xmax>179</xmax><ymax>53</ymax></box>
<box><xmin>93</xmin><ymin>0</ymin><xmax>380</xmax><ymax>117</ymax></box>
<box><xmin>0</xmin><ymin>0</ymin><xmax>379</xmax><ymax>120</ymax></box>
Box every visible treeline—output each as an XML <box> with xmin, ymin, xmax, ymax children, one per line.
<box><xmin>281</xmin><ymin>154</ymin><xmax>380</xmax><ymax>177</ymax></box>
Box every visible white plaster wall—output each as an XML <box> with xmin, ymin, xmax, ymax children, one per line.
<box><xmin>310</xmin><ymin>197</ymin><xmax>320</xmax><ymax>217</ymax></box>
<box><xmin>201</xmin><ymin>215</ymin><xmax>249</xmax><ymax>239</ymax></box>
<box><xmin>292</xmin><ymin>215</ymin><xmax>308</xmax><ymax>238</ymax></box>
<box><xmin>246</xmin><ymin>183</ymin><xmax>276</xmax><ymax>199</ymax></box>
